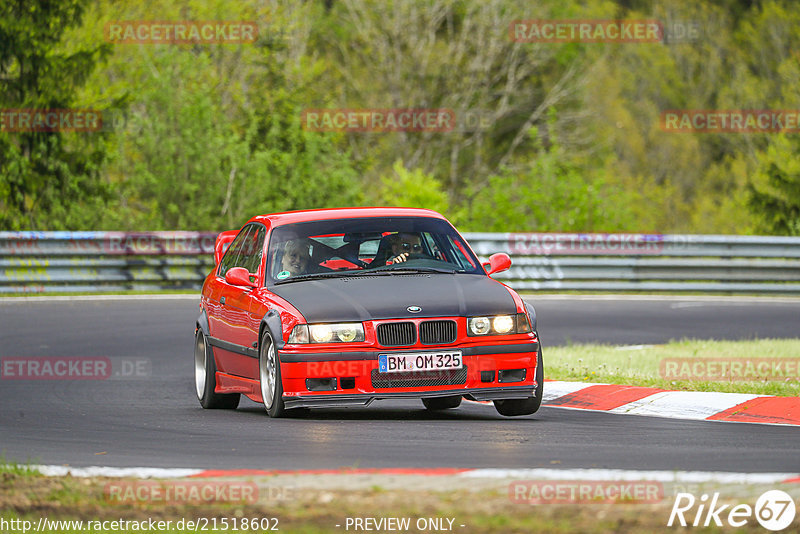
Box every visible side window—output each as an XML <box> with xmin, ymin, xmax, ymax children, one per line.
<box><xmin>421</xmin><ymin>232</ymin><xmax>443</xmax><ymax>260</ymax></box>
<box><xmin>449</xmin><ymin>237</ymin><xmax>477</xmax><ymax>269</ymax></box>
<box><xmin>217</xmin><ymin>225</ymin><xmax>254</xmax><ymax>278</ymax></box>
<box><xmin>239</xmin><ymin>226</ymin><xmax>265</xmax><ymax>277</ymax></box>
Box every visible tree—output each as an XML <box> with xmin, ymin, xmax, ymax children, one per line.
<box><xmin>95</xmin><ymin>2</ymin><xmax>362</xmax><ymax>231</ymax></box>
<box><xmin>379</xmin><ymin>160</ymin><xmax>451</xmax><ymax>216</ymax></box>
<box><xmin>318</xmin><ymin>0</ymin><xmax>605</xmax><ymax>207</ymax></box>
<box><xmin>0</xmin><ymin>0</ymin><xmax>111</xmax><ymax>229</ymax></box>
<box><xmin>748</xmin><ymin>136</ymin><xmax>800</xmax><ymax>235</ymax></box>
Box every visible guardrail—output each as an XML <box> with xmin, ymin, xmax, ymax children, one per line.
<box><xmin>1</xmin><ymin>231</ymin><xmax>799</xmax><ymax>294</ymax></box>
<box><xmin>0</xmin><ymin>232</ymin><xmax>217</xmax><ymax>293</ymax></box>
<box><xmin>470</xmin><ymin>233</ymin><xmax>800</xmax><ymax>293</ymax></box>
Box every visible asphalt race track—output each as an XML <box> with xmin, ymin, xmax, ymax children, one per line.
<box><xmin>1</xmin><ymin>296</ymin><xmax>798</xmax><ymax>472</ymax></box>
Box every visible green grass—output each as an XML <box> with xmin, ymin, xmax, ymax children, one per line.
<box><xmin>545</xmin><ymin>338</ymin><xmax>800</xmax><ymax>396</ymax></box>
<box><xmin>3</xmin><ymin>478</ymin><xmax>792</xmax><ymax>534</ymax></box>
<box><xmin>0</xmin><ymin>454</ymin><xmax>40</xmax><ymax>478</ymax></box>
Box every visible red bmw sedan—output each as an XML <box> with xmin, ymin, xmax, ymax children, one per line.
<box><xmin>195</xmin><ymin>207</ymin><xmax>542</xmax><ymax>417</ymax></box>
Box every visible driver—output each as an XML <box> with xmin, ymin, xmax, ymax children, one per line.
<box><xmin>388</xmin><ymin>232</ymin><xmax>424</xmax><ymax>264</ymax></box>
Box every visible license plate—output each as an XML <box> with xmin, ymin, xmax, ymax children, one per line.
<box><xmin>378</xmin><ymin>351</ymin><xmax>463</xmax><ymax>374</ymax></box>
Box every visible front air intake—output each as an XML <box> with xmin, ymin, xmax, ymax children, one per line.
<box><xmin>419</xmin><ymin>320</ymin><xmax>457</xmax><ymax>345</ymax></box>
<box><xmin>371</xmin><ymin>366</ymin><xmax>468</xmax><ymax>388</ymax></box>
<box><xmin>376</xmin><ymin>322</ymin><xmax>416</xmax><ymax>347</ymax></box>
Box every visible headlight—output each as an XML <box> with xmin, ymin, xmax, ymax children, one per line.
<box><xmin>289</xmin><ymin>323</ymin><xmax>365</xmax><ymax>344</ymax></box>
<box><xmin>467</xmin><ymin>317</ymin><xmax>491</xmax><ymax>335</ymax></box>
<box><xmin>468</xmin><ymin>313</ymin><xmax>531</xmax><ymax>336</ymax></box>
<box><xmin>309</xmin><ymin>324</ymin><xmax>333</xmax><ymax>343</ymax></box>
<box><xmin>493</xmin><ymin>315</ymin><xmax>515</xmax><ymax>334</ymax></box>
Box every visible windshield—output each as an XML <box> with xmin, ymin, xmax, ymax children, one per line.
<box><xmin>266</xmin><ymin>216</ymin><xmax>483</xmax><ymax>284</ymax></box>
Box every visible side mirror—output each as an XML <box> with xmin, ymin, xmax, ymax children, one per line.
<box><xmin>214</xmin><ymin>230</ymin><xmax>238</xmax><ymax>264</ymax></box>
<box><xmin>225</xmin><ymin>267</ymin><xmax>256</xmax><ymax>288</ymax></box>
<box><xmin>485</xmin><ymin>252</ymin><xmax>511</xmax><ymax>276</ymax></box>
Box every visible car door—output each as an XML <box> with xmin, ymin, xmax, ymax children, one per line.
<box><xmin>231</xmin><ymin>224</ymin><xmax>268</xmax><ymax>380</ymax></box>
<box><xmin>206</xmin><ymin>224</ymin><xmax>265</xmax><ymax>378</ymax></box>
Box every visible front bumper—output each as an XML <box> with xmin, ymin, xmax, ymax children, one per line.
<box><xmin>282</xmin><ymin>385</ymin><xmax>538</xmax><ymax>410</ymax></box>
<box><xmin>277</xmin><ymin>341</ymin><xmax>539</xmax><ymax>409</ymax></box>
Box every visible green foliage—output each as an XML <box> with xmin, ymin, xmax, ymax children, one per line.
<box><xmin>748</xmin><ymin>136</ymin><xmax>800</xmax><ymax>235</ymax></box>
<box><xmin>0</xmin><ymin>0</ymin><xmax>111</xmax><ymax>230</ymax></box>
<box><xmin>466</xmin><ymin>132</ymin><xmax>642</xmax><ymax>232</ymax></box>
<box><xmin>3</xmin><ymin>0</ymin><xmax>800</xmax><ymax>233</ymax></box>
<box><xmin>93</xmin><ymin>3</ymin><xmax>362</xmax><ymax>231</ymax></box>
<box><xmin>0</xmin><ymin>453</ymin><xmax>39</xmax><ymax>477</ymax></box>
<box><xmin>379</xmin><ymin>160</ymin><xmax>450</xmax><ymax>215</ymax></box>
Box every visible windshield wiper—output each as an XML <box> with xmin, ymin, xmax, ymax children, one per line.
<box><xmin>273</xmin><ymin>266</ymin><xmax>463</xmax><ymax>284</ymax></box>
<box><xmin>366</xmin><ymin>267</ymin><xmax>459</xmax><ymax>274</ymax></box>
<box><xmin>272</xmin><ymin>271</ymin><xmax>355</xmax><ymax>285</ymax></box>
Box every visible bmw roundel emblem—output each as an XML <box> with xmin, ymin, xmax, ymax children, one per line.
<box><xmin>407</xmin><ymin>305</ymin><xmax>422</xmax><ymax>313</ymax></box>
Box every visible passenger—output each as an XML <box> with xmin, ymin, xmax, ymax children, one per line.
<box><xmin>277</xmin><ymin>240</ymin><xmax>310</xmax><ymax>278</ymax></box>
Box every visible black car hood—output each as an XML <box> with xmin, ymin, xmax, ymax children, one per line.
<box><xmin>270</xmin><ymin>273</ymin><xmax>516</xmax><ymax>322</ymax></box>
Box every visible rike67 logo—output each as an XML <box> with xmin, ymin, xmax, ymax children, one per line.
<box><xmin>668</xmin><ymin>490</ymin><xmax>796</xmax><ymax>531</ymax></box>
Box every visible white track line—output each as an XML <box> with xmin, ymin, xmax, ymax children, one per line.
<box><xmin>459</xmin><ymin>469</ymin><xmax>799</xmax><ymax>484</ymax></box>
<box><xmin>541</xmin><ymin>381</ymin><xmax>598</xmax><ymax>403</ymax></box>
<box><xmin>610</xmin><ymin>391</ymin><xmax>762</xmax><ymax>420</ymax></box>
<box><xmin>29</xmin><ymin>465</ymin><xmax>799</xmax><ymax>484</ymax></box>
<box><xmin>32</xmin><ymin>465</ymin><xmax>203</xmax><ymax>478</ymax></box>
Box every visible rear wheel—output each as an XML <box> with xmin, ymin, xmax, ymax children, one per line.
<box><xmin>494</xmin><ymin>344</ymin><xmax>543</xmax><ymax>417</ymax></box>
<box><xmin>422</xmin><ymin>395</ymin><xmax>462</xmax><ymax>410</ymax></box>
<box><xmin>259</xmin><ymin>330</ymin><xmax>286</xmax><ymax>418</ymax></box>
<box><xmin>195</xmin><ymin>330</ymin><xmax>240</xmax><ymax>409</ymax></box>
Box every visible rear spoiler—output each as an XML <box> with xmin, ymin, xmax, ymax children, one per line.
<box><xmin>214</xmin><ymin>230</ymin><xmax>238</xmax><ymax>264</ymax></box>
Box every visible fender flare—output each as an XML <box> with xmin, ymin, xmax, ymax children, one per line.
<box><xmin>196</xmin><ymin>308</ymin><xmax>210</xmax><ymax>337</ymax></box>
<box><xmin>258</xmin><ymin>309</ymin><xmax>285</xmax><ymax>355</ymax></box>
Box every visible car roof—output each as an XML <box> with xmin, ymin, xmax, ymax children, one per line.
<box><xmin>248</xmin><ymin>207</ymin><xmax>448</xmax><ymax>227</ymax></box>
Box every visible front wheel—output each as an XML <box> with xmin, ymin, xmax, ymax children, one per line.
<box><xmin>494</xmin><ymin>344</ymin><xmax>544</xmax><ymax>417</ymax></box>
<box><xmin>195</xmin><ymin>330</ymin><xmax>240</xmax><ymax>409</ymax></box>
<box><xmin>422</xmin><ymin>395</ymin><xmax>462</xmax><ymax>410</ymax></box>
<box><xmin>259</xmin><ymin>330</ymin><xmax>286</xmax><ymax>418</ymax></box>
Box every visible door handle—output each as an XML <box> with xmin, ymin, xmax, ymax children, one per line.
<box><xmin>220</xmin><ymin>296</ymin><xmax>226</xmax><ymax>305</ymax></box>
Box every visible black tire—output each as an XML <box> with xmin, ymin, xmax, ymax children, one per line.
<box><xmin>259</xmin><ymin>330</ymin><xmax>287</xmax><ymax>418</ymax></box>
<box><xmin>195</xmin><ymin>330</ymin><xmax>240</xmax><ymax>409</ymax></box>
<box><xmin>422</xmin><ymin>395</ymin><xmax>462</xmax><ymax>410</ymax></box>
<box><xmin>494</xmin><ymin>344</ymin><xmax>544</xmax><ymax>417</ymax></box>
